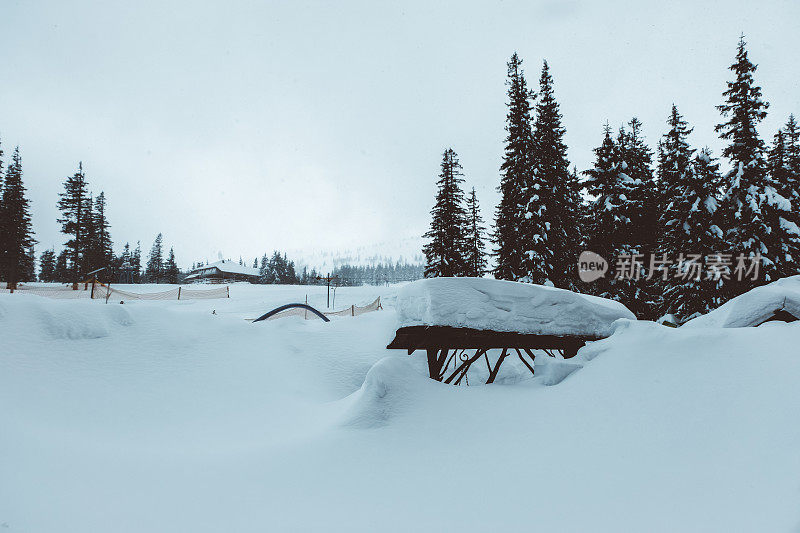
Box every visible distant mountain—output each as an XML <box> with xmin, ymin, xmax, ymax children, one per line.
<box><xmin>291</xmin><ymin>235</ymin><xmax>424</xmax><ymax>273</ymax></box>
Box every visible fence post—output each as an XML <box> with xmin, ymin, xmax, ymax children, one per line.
<box><xmin>178</xmin><ymin>286</ymin><xmax>182</xmax><ymax>300</ymax></box>
<box><xmin>227</xmin><ymin>286</ymin><xmax>230</xmax><ymax>298</ymax></box>
<box><xmin>91</xmin><ymin>280</ymin><xmax>95</xmax><ymax>299</ymax></box>
<box><xmin>351</xmin><ymin>304</ymin><xmax>354</xmax><ymax>316</ymax></box>
<box><xmin>105</xmin><ymin>283</ymin><xmax>111</xmax><ymax>304</ymax></box>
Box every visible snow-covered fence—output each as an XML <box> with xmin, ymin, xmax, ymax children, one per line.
<box><xmin>0</xmin><ymin>284</ymin><xmax>230</xmax><ymax>301</ymax></box>
<box><xmin>262</xmin><ymin>297</ymin><xmax>382</xmax><ymax>321</ymax></box>
<box><xmin>104</xmin><ymin>285</ymin><xmax>229</xmax><ymax>301</ymax></box>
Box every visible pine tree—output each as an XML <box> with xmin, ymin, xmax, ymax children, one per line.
<box><xmin>464</xmin><ymin>187</ymin><xmax>487</xmax><ymax>277</ymax></box>
<box><xmin>0</xmin><ymin>137</ymin><xmax>4</xmax><ymax>277</ymax></box>
<box><xmin>131</xmin><ymin>241</ymin><xmax>142</xmax><ymax>283</ymax></box>
<box><xmin>528</xmin><ymin>60</ymin><xmax>581</xmax><ymax>287</ymax></box>
<box><xmin>57</xmin><ymin>162</ymin><xmax>90</xmax><ymax>288</ymax></box>
<box><xmin>583</xmin><ymin>125</ymin><xmax>626</xmax><ymax>298</ymax></box>
<box><xmin>92</xmin><ymin>192</ymin><xmax>113</xmax><ymax>279</ymax></box>
<box><xmin>715</xmin><ymin>36</ymin><xmax>788</xmax><ymax>293</ymax></box>
<box><xmin>39</xmin><ymin>248</ymin><xmax>56</xmax><ymax>282</ymax></box>
<box><xmin>22</xmin><ymin>246</ymin><xmax>36</xmax><ymax>281</ymax></box>
<box><xmin>163</xmin><ymin>247</ymin><xmax>180</xmax><ymax>284</ymax></box>
<box><xmin>657</xmin><ymin>106</ymin><xmax>699</xmax><ymax>315</ymax></box>
<box><xmin>82</xmin><ymin>193</ymin><xmax>96</xmax><ymax>276</ymax></box>
<box><xmin>423</xmin><ymin>148</ymin><xmax>469</xmax><ymax>277</ymax></box>
<box><xmin>145</xmin><ymin>233</ymin><xmax>164</xmax><ymax>282</ymax></box>
<box><xmin>785</xmin><ymin>115</ymin><xmax>800</xmax><ymax>177</ymax></box>
<box><xmin>494</xmin><ymin>53</ymin><xmax>535</xmax><ymax>281</ymax></box>
<box><xmin>0</xmin><ymin>147</ymin><xmax>37</xmax><ymax>289</ymax></box>
<box><xmin>54</xmin><ymin>249</ymin><xmax>70</xmax><ymax>282</ymax></box>
<box><xmin>766</xmin><ymin>126</ymin><xmax>800</xmax><ymax>278</ymax></box>
<box><xmin>659</xmin><ymin>148</ymin><xmax>727</xmax><ymax>319</ymax></box>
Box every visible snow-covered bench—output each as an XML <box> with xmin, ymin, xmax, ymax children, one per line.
<box><xmin>387</xmin><ymin>278</ymin><xmax>635</xmax><ymax>384</ymax></box>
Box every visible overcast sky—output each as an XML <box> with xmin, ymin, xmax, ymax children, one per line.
<box><xmin>1</xmin><ymin>0</ymin><xmax>798</xmax><ymax>267</ymax></box>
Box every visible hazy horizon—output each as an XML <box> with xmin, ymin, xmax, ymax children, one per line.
<box><xmin>2</xmin><ymin>0</ymin><xmax>798</xmax><ymax>267</ymax></box>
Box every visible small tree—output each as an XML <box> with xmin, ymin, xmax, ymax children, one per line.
<box><xmin>145</xmin><ymin>233</ymin><xmax>164</xmax><ymax>283</ymax></box>
<box><xmin>464</xmin><ymin>187</ymin><xmax>487</xmax><ymax>277</ymax></box>
<box><xmin>92</xmin><ymin>192</ymin><xmax>113</xmax><ymax>279</ymax></box>
<box><xmin>131</xmin><ymin>242</ymin><xmax>142</xmax><ymax>283</ymax></box>
<box><xmin>494</xmin><ymin>53</ymin><xmax>535</xmax><ymax>281</ymax></box>
<box><xmin>163</xmin><ymin>247</ymin><xmax>180</xmax><ymax>284</ymax></box>
<box><xmin>0</xmin><ymin>147</ymin><xmax>37</xmax><ymax>289</ymax></box>
<box><xmin>53</xmin><ymin>249</ymin><xmax>70</xmax><ymax>282</ymax></box>
<box><xmin>715</xmin><ymin>36</ymin><xmax>782</xmax><ymax>295</ymax></box>
<box><xmin>57</xmin><ymin>162</ymin><xmax>90</xmax><ymax>288</ymax></box>
<box><xmin>39</xmin><ymin>249</ymin><xmax>56</xmax><ymax>282</ymax></box>
<box><xmin>423</xmin><ymin>148</ymin><xmax>469</xmax><ymax>277</ymax></box>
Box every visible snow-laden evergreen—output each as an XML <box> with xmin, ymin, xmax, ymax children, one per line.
<box><xmin>423</xmin><ymin>148</ymin><xmax>469</xmax><ymax>277</ymax></box>
<box><xmin>0</xmin><ymin>147</ymin><xmax>36</xmax><ymax>288</ymax></box>
<box><xmin>145</xmin><ymin>233</ymin><xmax>164</xmax><ymax>282</ymax></box>
<box><xmin>56</xmin><ymin>162</ymin><xmax>91</xmax><ymax>286</ymax></box>
<box><xmin>525</xmin><ymin>60</ymin><xmax>581</xmax><ymax>288</ymax></box>
<box><xmin>767</xmin><ymin>118</ymin><xmax>800</xmax><ymax>278</ymax></box>
<box><xmin>661</xmin><ymin>147</ymin><xmax>727</xmax><ymax>319</ymax></box>
<box><xmin>494</xmin><ymin>53</ymin><xmax>534</xmax><ymax>281</ymax></box>
<box><xmin>715</xmin><ymin>36</ymin><xmax>794</xmax><ymax>294</ymax></box>
<box><xmin>464</xmin><ymin>187</ymin><xmax>487</xmax><ymax>277</ymax></box>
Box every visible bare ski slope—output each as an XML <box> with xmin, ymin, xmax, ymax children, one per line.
<box><xmin>1</xmin><ymin>283</ymin><xmax>799</xmax><ymax>532</ymax></box>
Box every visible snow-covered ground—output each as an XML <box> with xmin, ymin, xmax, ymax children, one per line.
<box><xmin>2</xmin><ymin>282</ymin><xmax>800</xmax><ymax>532</ymax></box>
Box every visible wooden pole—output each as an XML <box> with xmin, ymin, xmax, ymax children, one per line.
<box><xmin>226</xmin><ymin>285</ymin><xmax>230</xmax><ymax>298</ymax></box>
<box><xmin>178</xmin><ymin>286</ymin><xmax>182</xmax><ymax>300</ymax></box>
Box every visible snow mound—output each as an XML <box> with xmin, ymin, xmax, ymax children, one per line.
<box><xmin>683</xmin><ymin>275</ymin><xmax>800</xmax><ymax>328</ymax></box>
<box><xmin>396</xmin><ymin>277</ymin><xmax>635</xmax><ymax>337</ymax></box>
<box><xmin>0</xmin><ymin>294</ymin><xmax>133</xmax><ymax>340</ymax></box>
<box><xmin>339</xmin><ymin>356</ymin><xmax>432</xmax><ymax>429</ymax></box>
<box><xmin>534</xmin><ymin>358</ymin><xmax>583</xmax><ymax>386</ymax></box>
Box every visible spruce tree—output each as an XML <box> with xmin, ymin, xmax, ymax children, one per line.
<box><xmin>715</xmin><ymin>36</ymin><xmax>789</xmax><ymax>293</ymax></box>
<box><xmin>583</xmin><ymin>125</ymin><xmax>626</xmax><ymax>298</ymax></box>
<box><xmin>145</xmin><ymin>233</ymin><xmax>164</xmax><ymax>282</ymax></box>
<box><xmin>528</xmin><ymin>60</ymin><xmax>581</xmax><ymax>287</ymax></box>
<box><xmin>494</xmin><ymin>53</ymin><xmax>535</xmax><ymax>281</ymax></box>
<box><xmin>54</xmin><ymin>249</ymin><xmax>70</xmax><ymax>282</ymax></box>
<box><xmin>92</xmin><ymin>192</ymin><xmax>113</xmax><ymax>278</ymax></box>
<box><xmin>0</xmin><ymin>137</ymin><xmax>4</xmax><ymax>277</ymax></box>
<box><xmin>423</xmin><ymin>148</ymin><xmax>469</xmax><ymax>277</ymax></box>
<box><xmin>22</xmin><ymin>246</ymin><xmax>36</xmax><ymax>281</ymax></box>
<box><xmin>656</xmin><ymin>106</ymin><xmax>698</xmax><ymax>315</ymax></box>
<box><xmin>39</xmin><ymin>248</ymin><xmax>56</xmax><ymax>282</ymax></box>
<box><xmin>163</xmin><ymin>247</ymin><xmax>180</xmax><ymax>284</ymax></box>
<box><xmin>0</xmin><ymin>147</ymin><xmax>36</xmax><ymax>289</ymax></box>
<box><xmin>57</xmin><ymin>162</ymin><xmax>90</xmax><ymax>288</ymax></box>
<box><xmin>766</xmin><ymin>127</ymin><xmax>800</xmax><ymax>278</ymax></box>
<box><xmin>660</xmin><ymin>148</ymin><xmax>726</xmax><ymax>319</ymax></box>
<box><xmin>464</xmin><ymin>187</ymin><xmax>487</xmax><ymax>277</ymax></box>
<box><xmin>614</xmin><ymin>120</ymin><xmax>657</xmax><ymax>316</ymax></box>
<box><xmin>131</xmin><ymin>241</ymin><xmax>142</xmax><ymax>282</ymax></box>
<box><xmin>785</xmin><ymin>115</ymin><xmax>800</xmax><ymax>176</ymax></box>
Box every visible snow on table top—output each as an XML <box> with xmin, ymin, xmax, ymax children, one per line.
<box><xmin>396</xmin><ymin>277</ymin><xmax>635</xmax><ymax>338</ymax></box>
<box><xmin>683</xmin><ymin>275</ymin><xmax>800</xmax><ymax>328</ymax></box>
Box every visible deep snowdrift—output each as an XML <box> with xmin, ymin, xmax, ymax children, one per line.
<box><xmin>684</xmin><ymin>275</ymin><xmax>800</xmax><ymax>328</ymax></box>
<box><xmin>2</xmin><ymin>284</ymin><xmax>800</xmax><ymax>532</ymax></box>
<box><xmin>396</xmin><ymin>277</ymin><xmax>636</xmax><ymax>337</ymax></box>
